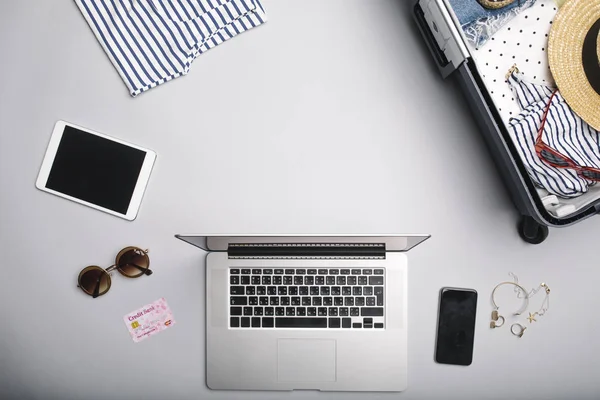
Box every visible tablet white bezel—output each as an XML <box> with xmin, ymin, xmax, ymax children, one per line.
<box><xmin>36</xmin><ymin>120</ymin><xmax>156</xmax><ymax>221</ymax></box>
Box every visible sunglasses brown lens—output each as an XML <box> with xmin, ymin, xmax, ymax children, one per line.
<box><xmin>78</xmin><ymin>267</ymin><xmax>110</xmax><ymax>298</ymax></box>
<box><xmin>540</xmin><ymin>149</ymin><xmax>571</xmax><ymax>167</ymax></box>
<box><xmin>117</xmin><ymin>248</ymin><xmax>150</xmax><ymax>277</ymax></box>
<box><xmin>581</xmin><ymin>169</ymin><xmax>600</xmax><ymax>181</ymax></box>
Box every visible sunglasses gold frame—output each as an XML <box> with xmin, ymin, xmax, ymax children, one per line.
<box><xmin>77</xmin><ymin>247</ymin><xmax>152</xmax><ymax>298</ymax></box>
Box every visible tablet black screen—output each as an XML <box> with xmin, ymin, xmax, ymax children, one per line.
<box><xmin>46</xmin><ymin>126</ymin><xmax>146</xmax><ymax>214</ymax></box>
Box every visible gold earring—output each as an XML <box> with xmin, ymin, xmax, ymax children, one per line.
<box><xmin>489</xmin><ymin>311</ymin><xmax>505</xmax><ymax>328</ymax></box>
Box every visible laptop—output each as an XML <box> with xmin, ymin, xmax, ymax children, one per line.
<box><xmin>175</xmin><ymin>234</ymin><xmax>429</xmax><ymax>392</ymax></box>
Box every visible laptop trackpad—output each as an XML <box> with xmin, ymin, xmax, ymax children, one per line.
<box><xmin>277</xmin><ymin>339</ymin><xmax>336</xmax><ymax>382</ymax></box>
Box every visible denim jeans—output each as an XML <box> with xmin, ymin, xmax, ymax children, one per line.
<box><xmin>448</xmin><ymin>0</ymin><xmax>536</xmax><ymax>46</ymax></box>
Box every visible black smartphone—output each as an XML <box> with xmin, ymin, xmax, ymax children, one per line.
<box><xmin>434</xmin><ymin>287</ymin><xmax>478</xmax><ymax>366</ymax></box>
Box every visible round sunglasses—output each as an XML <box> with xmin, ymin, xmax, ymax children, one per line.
<box><xmin>77</xmin><ymin>247</ymin><xmax>152</xmax><ymax>298</ymax></box>
<box><xmin>535</xmin><ymin>90</ymin><xmax>600</xmax><ymax>181</ymax></box>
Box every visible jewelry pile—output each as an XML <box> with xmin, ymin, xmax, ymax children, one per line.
<box><xmin>490</xmin><ymin>273</ymin><xmax>550</xmax><ymax>338</ymax></box>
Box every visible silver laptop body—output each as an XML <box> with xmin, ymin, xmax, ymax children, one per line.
<box><xmin>175</xmin><ymin>234</ymin><xmax>429</xmax><ymax>392</ymax></box>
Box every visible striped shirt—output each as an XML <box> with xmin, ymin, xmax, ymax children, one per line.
<box><xmin>508</xmin><ymin>70</ymin><xmax>600</xmax><ymax>198</ymax></box>
<box><xmin>75</xmin><ymin>0</ymin><xmax>267</xmax><ymax>96</ymax></box>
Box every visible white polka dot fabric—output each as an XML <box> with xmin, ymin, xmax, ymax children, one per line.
<box><xmin>468</xmin><ymin>0</ymin><xmax>559</xmax><ymax>123</ymax></box>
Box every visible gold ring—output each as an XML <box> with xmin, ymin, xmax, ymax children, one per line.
<box><xmin>510</xmin><ymin>323</ymin><xmax>527</xmax><ymax>338</ymax></box>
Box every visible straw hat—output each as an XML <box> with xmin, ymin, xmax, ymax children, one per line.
<box><xmin>478</xmin><ymin>0</ymin><xmax>517</xmax><ymax>10</ymax></box>
<box><xmin>548</xmin><ymin>0</ymin><xmax>600</xmax><ymax>131</ymax></box>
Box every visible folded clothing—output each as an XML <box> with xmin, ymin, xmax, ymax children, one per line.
<box><xmin>75</xmin><ymin>0</ymin><xmax>267</xmax><ymax>96</ymax></box>
<box><xmin>508</xmin><ymin>70</ymin><xmax>600</xmax><ymax>199</ymax></box>
<box><xmin>449</xmin><ymin>0</ymin><xmax>535</xmax><ymax>46</ymax></box>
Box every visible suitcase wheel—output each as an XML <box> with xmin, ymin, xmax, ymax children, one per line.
<box><xmin>518</xmin><ymin>216</ymin><xmax>549</xmax><ymax>245</ymax></box>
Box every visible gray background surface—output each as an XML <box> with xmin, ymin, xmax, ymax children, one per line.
<box><xmin>0</xmin><ymin>1</ymin><xmax>598</xmax><ymax>399</ymax></box>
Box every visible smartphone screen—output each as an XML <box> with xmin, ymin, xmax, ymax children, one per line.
<box><xmin>435</xmin><ymin>288</ymin><xmax>477</xmax><ymax>366</ymax></box>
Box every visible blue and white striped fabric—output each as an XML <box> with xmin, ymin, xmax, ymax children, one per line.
<box><xmin>75</xmin><ymin>0</ymin><xmax>267</xmax><ymax>96</ymax></box>
<box><xmin>508</xmin><ymin>70</ymin><xmax>600</xmax><ymax>198</ymax></box>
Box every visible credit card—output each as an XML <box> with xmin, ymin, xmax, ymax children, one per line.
<box><xmin>124</xmin><ymin>298</ymin><xmax>175</xmax><ymax>343</ymax></box>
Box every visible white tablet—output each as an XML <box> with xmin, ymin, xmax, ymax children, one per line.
<box><xmin>36</xmin><ymin>121</ymin><xmax>156</xmax><ymax>221</ymax></box>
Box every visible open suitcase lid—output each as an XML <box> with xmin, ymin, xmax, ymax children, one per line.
<box><xmin>413</xmin><ymin>0</ymin><xmax>600</xmax><ymax>232</ymax></box>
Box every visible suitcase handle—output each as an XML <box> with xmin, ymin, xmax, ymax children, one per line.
<box><xmin>414</xmin><ymin>3</ymin><xmax>450</xmax><ymax>71</ymax></box>
<box><xmin>413</xmin><ymin>0</ymin><xmax>467</xmax><ymax>78</ymax></box>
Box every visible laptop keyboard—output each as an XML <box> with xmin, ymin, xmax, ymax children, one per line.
<box><xmin>229</xmin><ymin>268</ymin><xmax>385</xmax><ymax>329</ymax></box>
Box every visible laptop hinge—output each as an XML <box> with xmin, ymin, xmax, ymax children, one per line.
<box><xmin>227</xmin><ymin>243</ymin><xmax>386</xmax><ymax>259</ymax></box>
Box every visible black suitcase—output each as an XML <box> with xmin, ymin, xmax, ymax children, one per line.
<box><xmin>413</xmin><ymin>0</ymin><xmax>600</xmax><ymax>244</ymax></box>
